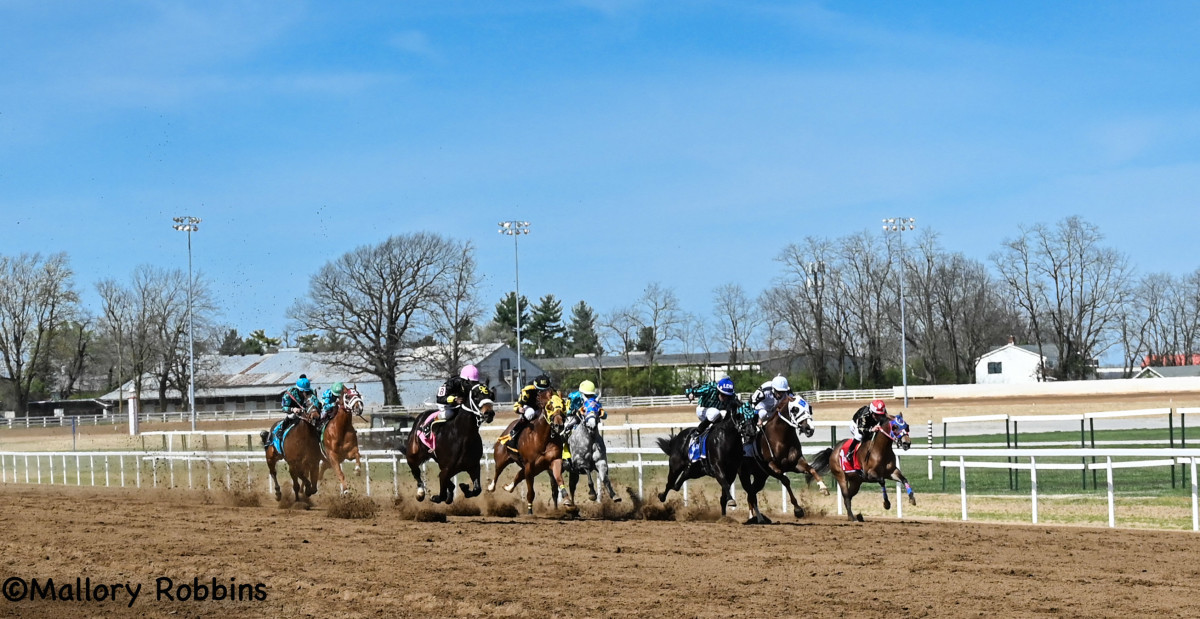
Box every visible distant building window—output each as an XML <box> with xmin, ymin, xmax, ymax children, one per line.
<box><xmin>988</xmin><ymin>362</ymin><xmax>1003</xmax><ymax>375</ymax></box>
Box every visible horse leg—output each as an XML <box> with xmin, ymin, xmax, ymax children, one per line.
<box><xmin>880</xmin><ymin>481</ymin><xmax>891</xmax><ymax>511</ymax></box>
<box><xmin>568</xmin><ymin>467</ymin><xmax>580</xmax><ymax>507</ymax></box>
<box><xmin>488</xmin><ymin>447</ymin><xmax>511</xmax><ymax>493</ymax></box>
<box><xmin>658</xmin><ymin>459</ymin><xmax>685</xmax><ymax>503</ymax></box>
<box><xmin>265</xmin><ymin>452</ymin><xmax>282</xmax><ymax>501</ymax></box>
<box><xmin>597</xmin><ymin>458</ymin><xmax>620</xmax><ymax>502</ymax></box>
<box><xmin>523</xmin><ymin>466</ymin><xmax>536</xmax><ymax>515</ymax></box>
<box><xmin>552</xmin><ymin>459</ymin><xmax>571</xmax><ymax>509</ymax></box>
<box><xmin>585</xmin><ymin>468</ymin><xmax>598</xmax><ymax>502</ymax></box>
<box><xmin>331</xmin><ymin>454</ymin><xmax>350</xmax><ymax>495</ymax></box>
<box><xmin>776</xmin><ymin>472</ymin><xmax>805</xmax><ymax>518</ymax></box>
<box><xmin>461</xmin><ymin>457</ymin><xmax>483</xmax><ymax>498</ymax></box>
<box><xmin>289</xmin><ymin>469</ymin><xmax>304</xmax><ymax>503</ymax></box>
<box><xmin>890</xmin><ymin>468</ymin><xmax>917</xmax><ymax>506</ymax></box>
<box><xmin>793</xmin><ymin>457</ymin><xmax>829</xmax><ymax>496</ymax></box>
<box><xmin>505</xmin><ymin>468</ymin><xmax>526</xmax><ymax>494</ymax></box>
<box><xmin>431</xmin><ymin>466</ymin><xmax>452</xmax><ymax>504</ymax></box>
<box><xmin>843</xmin><ymin>477</ymin><xmax>863</xmax><ymax>522</ymax></box>
<box><xmin>738</xmin><ymin>466</ymin><xmax>768</xmax><ymax>524</ymax></box>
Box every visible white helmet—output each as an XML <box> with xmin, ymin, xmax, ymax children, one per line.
<box><xmin>770</xmin><ymin>376</ymin><xmax>790</xmax><ymax>393</ymax></box>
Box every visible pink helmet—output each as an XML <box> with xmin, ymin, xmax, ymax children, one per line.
<box><xmin>460</xmin><ymin>365</ymin><xmax>480</xmax><ymax>381</ymax></box>
<box><xmin>870</xmin><ymin>399</ymin><xmax>887</xmax><ymax>415</ymax></box>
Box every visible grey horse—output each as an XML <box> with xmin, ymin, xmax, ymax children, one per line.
<box><xmin>563</xmin><ymin>406</ymin><xmax>622</xmax><ymax>504</ymax></box>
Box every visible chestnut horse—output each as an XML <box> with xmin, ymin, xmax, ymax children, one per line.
<box><xmin>261</xmin><ymin>393</ymin><xmax>323</xmax><ymax>502</ymax></box>
<box><xmin>404</xmin><ymin>383</ymin><xmax>495</xmax><ymax>504</ymax></box>
<box><xmin>487</xmin><ymin>389</ymin><xmax>571</xmax><ymax>514</ymax></box>
<box><xmin>738</xmin><ymin>395</ymin><xmax>830</xmax><ymax>524</ymax></box>
<box><xmin>809</xmin><ymin>415</ymin><xmax>915</xmax><ymax>522</ymax></box>
<box><xmin>317</xmin><ymin>386</ymin><xmax>365</xmax><ymax>495</ymax></box>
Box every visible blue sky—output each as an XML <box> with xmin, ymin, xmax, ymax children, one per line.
<box><xmin>2</xmin><ymin>1</ymin><xmax>1199</xmax><ymax>346</ymax></box>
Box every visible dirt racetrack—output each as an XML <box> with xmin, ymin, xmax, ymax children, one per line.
<box><xmin>1</xmin><ymin>485</ymin><xmax>1199</xmax><ymax>618</ymax></box>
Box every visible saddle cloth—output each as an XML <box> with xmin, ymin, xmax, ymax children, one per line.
<box><xmin>688</xmin><ymin>430</ymin><xmax>710</xmax><ymax>462</ymax></box>
<box><xmin>838</xmin><ymin>439</ymin><xmax>861</xmax><ymax>474</ymax></box>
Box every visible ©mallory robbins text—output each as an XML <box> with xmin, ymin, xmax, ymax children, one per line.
<box><xmin>2</xmin><ymin>576</ymin><xmax>268</xmax><ymax>607</ymax></box>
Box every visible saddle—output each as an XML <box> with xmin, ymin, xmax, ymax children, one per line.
<box><xmin>269</xmin><ymin>419</ymin><xmax>300</xmax><ymax>457</ymax></box>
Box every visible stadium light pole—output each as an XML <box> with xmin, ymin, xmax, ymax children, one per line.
<box><xmin>498</xmin><ymin>220</ymin><xmax>530</xmax><ymax>394</ymax></box>
<box><xmin>883</xmin><ymin>217</ymin><xmax>915</xmax><ymax>408</ymax></box>
<box><xmin>172</xmin><ymin>216</ymin><xmax>201</xmax><ymax>430</ymax></box>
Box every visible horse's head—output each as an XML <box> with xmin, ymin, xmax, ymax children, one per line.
<box><xmin>342</xmin><ymin>385</ymin><xmax>364</xmax><ymax>418</ymax></box>
<box><xmin>580</xmin><ymin>399</ymin><xmax>603</xmax><ymax>432</ymax></box>
<box><xmin>464</xmin><ymin>383</ymin><xmax>496</xmax><ymax>425</ymax></box>
<box><xmin>885</xmin><ymin>415</ymin><xmax>911</xmax><ymax>451</ymax></box>
<box><xmin>787</xmin><ymin>397</ymin><xmax>815</xmax><ymax>438</ymax></box>
<box><xmin>545</xmin><ymin>391</ymin><xmax>567</xmax><ymax>435</ymax></box>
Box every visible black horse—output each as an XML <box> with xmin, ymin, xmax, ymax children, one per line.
<box><xmin>404</xmin><ymin>383</ymin><xmax>495</xmax><ymax>504</ymax></box>
<box><xmin>655</xmin><ymin>412</ymin><xmax>743</xmax><ymax>516</ymax></box>
<box><xmin>738</xmin><ymin>396</ymin><xmax>830</xmax><ymax>524</ymax></box>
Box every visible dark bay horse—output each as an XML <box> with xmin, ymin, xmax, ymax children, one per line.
<box><xmin>487</xmin><ymin>389</ymin><xmax>570</xmax><ymax>514</ymax></box>
<box><xmin>809</xmin><ymin>415</ymin><xmax>915</xmax><ymax>522</ymax></box>
<box><xmin>738</xmin><ymin>396</ymin><xmax>830</xmax><ymax>524</ymax></box>
<box><xmin>261</xmin><ymin>394</ymin><xmax>323</xmax><ymax>502</ymax></box>
<box><xmin>317</xmin><ymin>386</ymin><xmax>365</xmax><ymax>494</ymax></box>
<box><xmin>655</xmin><ymin>411</ymin><xmax>742</xmax><ymax>516</ymax></box>
<box><xmin>404</xmin><ymin>383</ymin><xmax>495</xmax><ymax>504</ymax></box>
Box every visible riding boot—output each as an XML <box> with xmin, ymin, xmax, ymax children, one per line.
<box><xmin>508</xmin><ymin>418</ymin><xmax>527</xmax><ymax>448</ymax></box>
<box><xmin>691</xmin><ymin>418</ymin><xmax>711</xmax><ymax>454</ymax></box>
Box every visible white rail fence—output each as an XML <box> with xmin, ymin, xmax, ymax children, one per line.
<box><xmin>4</xmin><ymin>444</ymin><xmax>1200</xmax><ymax>530</ymax></box>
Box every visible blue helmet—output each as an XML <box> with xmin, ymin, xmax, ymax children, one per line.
<box><xmin>716</xmin><ymin>377</ymin><xmax>735</xmax><ymax>395</ymax></box>
<box><xmin>296</xmin><ymin>376</ymin><xmax>311</xmax><ymax>391</ymax></box>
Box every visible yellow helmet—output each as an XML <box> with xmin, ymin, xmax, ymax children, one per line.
<box><xmin>579</xmin><ymin>380</ymin><xmax>597</xmax><ymax>396</ymax></box>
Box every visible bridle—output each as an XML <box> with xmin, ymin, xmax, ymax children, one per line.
<box><xmin>460</xmin><ymin>386</ymin><xmax>495</xmax><ymax>427</ymax></box>
<box><xmin>776</xmin><ymin>395</ymin><xmax>815</xmax><ymax>441</ymax></box>
<box><xmin>341</xmin><ymin>387</ymin><xmax>365</xmax><ymax>420</ymax></box>
<box><xmin>879</xmin><ymin>417</ymin><xmax>911</xmax><ymax>451</ymax></box>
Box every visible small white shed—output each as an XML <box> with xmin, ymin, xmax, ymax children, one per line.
<box><xmin>975</xmin><ymin>342</ymin><xmax>1058</xmax><ymax>384</ymax></box>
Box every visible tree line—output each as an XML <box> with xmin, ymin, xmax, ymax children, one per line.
<box><xmin>0</xmin><ymin>215</ymin><xmax>1188</xmax><ymax>412</ymax></box>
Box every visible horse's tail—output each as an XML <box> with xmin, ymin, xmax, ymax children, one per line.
<box><xmin>259</xmin><ymin>430</ymin><xmax>269</xmax><ymax>447</ymax></box>
<box><xmin>656</xmin><ymin>432</ymin><xmax>681</xmax><ymax>456</ymax></box>
<box><xmin>807</xmin><ymin>447</ymin><xmax>833</xmax><ymax>482</ymax></box>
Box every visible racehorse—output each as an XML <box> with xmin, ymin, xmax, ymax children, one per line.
<box><xmin>487</xmin><ymin>388</ymin><xmax>571</xmax><ymax>514</ymax></box>
<box><xmin>809</xmin><ymin>415</ymin><xmax>915</xmax><ymax>522</ymax></box>
<box><xmin>317</xmin><ymin>385</ymin><xmax>365</xmax><ymax>495</ymax></box>
<box><xmin>404</xmin><ymin>383</ymin><xmax>495</xmax><ymax>504</ymax></box>
<box><xmin>738</xmin><ymin>395</ymin><xmax>830</xmax><ymax>524</ymax></box>
<box><xmin>655</xmin><ymin>410</ymin><xmax>742</xmax><ymax>516</ymax></box>
<box><xmin>564</xmin><ymin>404</ymin><xmax>621</xmax><ymax>505</ymax></box>
<box><xmin>261</xmin><ymin>394</ymin><xmax>323</xmax><ymax>502</ymax></box>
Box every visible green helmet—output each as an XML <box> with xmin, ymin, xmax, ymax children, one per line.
<box><xmin>332</xmin><ymin>382</ymin><xmax>345</xmax><ymax>395</ymax></box>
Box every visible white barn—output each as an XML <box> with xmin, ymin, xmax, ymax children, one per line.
<box><xmin>975</xmin><ymin>342</ymin><xmax>1059</xmax><ymax>384</ymax></box>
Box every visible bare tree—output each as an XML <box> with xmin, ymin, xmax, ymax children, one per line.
<box><xmin>289</xmin><ymin>232</ymin><xmax>468</xmax><ymax>405</ymax></box>
<box><xmin>712</xmin><ymin>283</ymin><xmax>761</xmax><ymax>366</ymax></box>
<box><xmin>994</xmin><ymin>217</ymin><xmax>1133</xmax><ymax>380</ymax></box>
<box><xmin>630</xmin><ymin>282</ymin><xmax>682</xmax><ymax>394</ymax></box>
<box><xmin>423</xmin><ymin>241</ymin><xmax>482</xmax><ymax>378</ymax></box>
<box><xmin>0</xmin><ymin>253</ymin><xmax>77</xmax><ymax>414</ymax></box>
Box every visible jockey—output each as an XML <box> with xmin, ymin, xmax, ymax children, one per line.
<box><xmin>420</xmin><ymin>365</ymin><xmax>485</xmax><ymax>434</ymax></box>
<box><xmin>684</xmin><ymin>377</ymin><xmax>745</xmax><ymax>454</ymax></box>
<box><xmin>317</xmin><ymin>382</ymin><xmax>345</xmax><ymax>424</ymax></box>
<box><xmin>566</xmin><ymin>380</ymin><xmax>605</xmax><ymax>432</ymax></box>
<box><xmin>279</xmin><ymin>374</ymin><xmax>316</xmax><ymax>432</ymax></box>
<box><xmin>507</xmin><ymin>374</ymin><xmax>552</xmax><ymax>446</ymax></box>
<box><xmin>849</xmin><ymin>399</ymin><xmax>891</xmax><ymax>444</ymax></box>
<box><xmin>751</xmin><ymin>375</ymin><xmax>793</xmax><ymax>429</ymax></box>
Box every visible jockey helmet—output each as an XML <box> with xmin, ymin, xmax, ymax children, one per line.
<box><xmin>296</xmin><ymin>376</ymin><xmax>311</xmax><ymax>391</ymax></box>
<box><xmin>770</xmin><ymin>375</ymin><xmax>790</xmax><ymax>393</ymax></box>
<box><xmin>716</xmin><ymin>377</ymin><xmax>735</xmax><ymax>396</ymax></box>
<box><xmin>579</xmin><ymin>380</ymin><xmax>597</xmax><ymax>396</ymax></box>
<box><xmin>331</xmin><ymin>382</ymin><xmax>345</xmax><ymax>395</ymax></box>
<box><xmin>460</xmin><ymin>365</ymin><xmax>480</xmax><ymax>381</ymax></box>
<box><xmin>533</xmin><ymin>374</ymin><xmax>552</xmax><ymax>390</ymax></box>
<box><xmin>870</xmin><ymin>399</ymin><xmax>887</xmax><ymax>415</ymax></box>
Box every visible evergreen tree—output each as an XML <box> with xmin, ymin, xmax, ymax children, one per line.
<box><xmin>218</xmin><ymin>329</ymin><xmax>244</xmax><ymax>355</ymax></box>
<box><xmin>492</xmin><ymin>292</ymin><xmax>531</xmax><ymax>350</ymax></box>
<box><xmin>567</xmin><ymin>301</ymin><xmax>603</xmax><ymax>355</ymax></box>
<box><xmin>527</xmin><ymin>294</ymin><xmax>566</xmax><ymax>357</ymax></box>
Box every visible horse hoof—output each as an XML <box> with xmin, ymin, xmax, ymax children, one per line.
<box><xmin>910</xmin><ymin>497</ymin><xmax>917</xmax><ymax>506</ymax></box>
<box><xmin>588</xmin><ymin>493</ymin><xmax>598</xmax><ymax>502</ymax></box>
<box><xmin>503</xmin><ymin>482</ymin><xmax>515</xmax><ymax>493</ymax></box>
<box><xmin>794</xmin><ymin>507</ymin><xmax>805</xmax><ymax>519</ymax></box>
<box><xmin>430</xmin><ymin>495</ymin><xmax>444</xmax><ymax>504</ymax></box>
<box><xmin>613</xmin><ymin>497</ymin><xmax>622</xmax><ymax>503</ymax></box>
<box><xmin>416</xmin><ymin>487</ymin><xmax>426</xmax><ymax>501</ymax></box>
<box><xmin>883</xmin><ymin>500</ymin><xmax>892</xmax><ymax>511</ymax></box>
<box><xmin>487</xmin><ymin>482</ymin><xmax>496</xmax><ymax>493</ymax></box>
<box><xmin>855</xmin><ymin>514</ymin><xmax>865</xmax><ymax>522</ymax></box>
